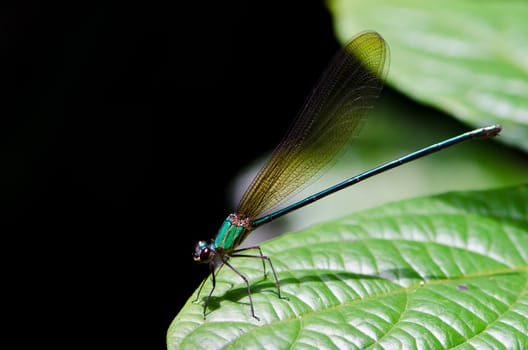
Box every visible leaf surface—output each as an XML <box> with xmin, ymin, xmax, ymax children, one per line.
<box><xmin>327</xmin><ymin>0</ymin><xmax>528</xmax><ymax>152</ymax></box>
<box><xmin>168</xmin><ymin>184</ymin><xmax>528</xmax><ymax>350</ymax></box>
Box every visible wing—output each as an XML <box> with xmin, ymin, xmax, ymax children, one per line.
<box><xmin>237</xmin><ymin>31</ymin><xmax>389</xmax><ymax>220</ymax></box>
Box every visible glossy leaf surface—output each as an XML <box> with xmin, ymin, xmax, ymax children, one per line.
<box><xmin>168</xmin><ymin>184</ymin><xmax>528</xmax><ymax>350</ymax></box>
<box><xmin>327</xmin><ymin>0</ymin><xmax>528</xmax><ymax>152</ymax></box>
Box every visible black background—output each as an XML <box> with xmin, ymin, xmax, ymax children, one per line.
<box><xmin>3</xmin><ymin>1</ymin><xmax>342</xmax><ymax>348</ymax></box>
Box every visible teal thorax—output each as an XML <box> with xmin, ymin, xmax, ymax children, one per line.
<box><xmin>193</xmin><ymin>213</ymin><xmax>253</xmax><ymax>264</ymax></box>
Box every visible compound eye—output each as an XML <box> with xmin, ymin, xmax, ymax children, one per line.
<box><xmin>200</xmin><ymin>247</ymin><xmax>211</xmax><ymax>262</ymax></box>
<box><xmin>193</xmin><ymin>241</ymin><xmax>211</xmax><ymax>263</ymax></box>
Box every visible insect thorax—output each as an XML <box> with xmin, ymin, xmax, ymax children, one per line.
<box><xmin>213</xmin><ymin>213</ymin><xmax>252</xmax><ymax>252</ymax></box>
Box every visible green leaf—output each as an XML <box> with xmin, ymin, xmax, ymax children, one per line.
<box><xmin>326</xmin><ymin>0</ymin><xmax>528</xmax><ymax>152</ymax></box>
<box><xmin>168</xmin><ymin>184</ymin><xmax>528</xmax><ymax>350</ymax></box>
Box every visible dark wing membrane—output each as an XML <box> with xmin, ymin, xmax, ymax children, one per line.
<box><xmin>237</xmin><ymin>31</ymin><xmax>389</xmax><ymax>219</ymax></box>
